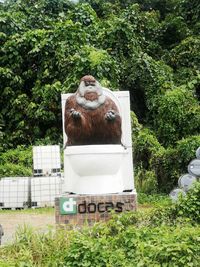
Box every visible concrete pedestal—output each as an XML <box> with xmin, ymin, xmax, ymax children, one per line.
<box><xmin>55</xmin><ymin>192</ymin><xmax>137</xmax><ymax>226</ymax></box>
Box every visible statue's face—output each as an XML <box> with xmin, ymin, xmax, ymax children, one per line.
<box><xmin>85</xmin><ymin>80</ymin><xmax>96</xmax><ymax>87</ymax></box>
<box><xmin>76</xmin><ymin>80</ymin><xmax>106</xmax><ymax>110</ymax></box>
<box><xmin>78</xmin><ymin>80</ymin><xmax>102</xmax><ymax>96</ymax></box>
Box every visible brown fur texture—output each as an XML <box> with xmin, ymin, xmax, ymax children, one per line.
<box><xmin>64</xmin><ymin>77</ymin><xmax>122</xmax><ymax>146</ymax></box>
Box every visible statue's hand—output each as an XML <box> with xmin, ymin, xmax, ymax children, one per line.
<box><xmin>70</xmin><ymin>108</ymin><xmax>81</xmax><ymax>119</ymax></box>
<box><xmin>105</xmin><ymin>110</ymin><xmax>116</xmax><ymax>121</ymax></box>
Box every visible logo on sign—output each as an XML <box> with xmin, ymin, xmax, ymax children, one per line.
<box><xmin>59</xmin><ymin>198</ymin><xmax>132</xmax><ymax>215</ymax></box>
<box><xmin>60</xmin><ymin>197</ymin><xmax>77</xmax><ymax>215</ymax></box>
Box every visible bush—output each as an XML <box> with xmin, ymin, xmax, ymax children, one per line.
<box><xmin>135</xmin><ymin>169</ymin><xmax>158</xmax><ymax>194</ymax></box>
<box><xmin>133</xmin><ymin>127</ymin><xmax>164</xmax><ymax>170</ymax></box>
<box><xmin>138</xmin><ymin>192</ymin><xmax>171</xmax><ymax>206</ymax></box>
<box><xmin>151</xmin><ymin>146</ymin><xmax>180</xmax><ymax>192</ymax></box>
<box><xmin>0</xmin><ymin>146</ymin><xmax>32</xmax><ymax>166</ymax></box>
<box><xmin>169</xmin><ymin>36</ymin><xmax>200</xmax><ymax>70</ymax></box>
<box><xmin>147</xmin><ymin>182</ymin><xmax>200</xmax><ymax>227</ymax></box>
<box><xmin>151</xmin><ymin>135</ymin><xmax>200</xmax><ymax>192</ymax></box>
<box><xmin>0</xmin><ymin>187</ymin><xmax>199</xmax><ymax>266</ymax></box>
<box><xmin>176</xmin><ymin>135</ymin><xmax>200</xmax><ymax>167</ymax></box>
<box><xmin>130</xmin><ymin>111</ymin><xmax>142</xmax><ymax>138</ymax></box>
<box><xmin>133</xmin><ymin>127</ymin><xmax>164</xmax><ymax>192</ymax></box>
<box><xmin>174</xmin><ymin>182</ymin><xmax>200</xmax><ymax>223</ymax></box>
<box><xmin>0</xmin><ymin>211</ymin><xmax>199</xmax><ymax>267</ymax></box>
<box><xmin>155</xmin><ymin>87</ymin><xmax>200</xmax><ymax>146</ymax></box>
<box><xmin>0</xmin><ymin>163</ymin><xmax>32</xmax><ymax>178</ymax></box>
<box><xmin>0</xmin><ymin>146</ymin><xmax>32</xmax><ymax>177</ymax></box>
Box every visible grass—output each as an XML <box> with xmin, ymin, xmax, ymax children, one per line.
<box><xmin>0</xmin><ymin>193</ymin><xmax>171</xmax><ymax>215</ymax></box>
<box><xmin>0</xmin><ymin>207</ymin><xmax>54</xmax><ymax>215</ymax></box>
<box><xmin>138</xmin><ymin>192</ymin><xmax>172</xmax><ymax>208</ymax></box>
<box><xmin>0</xmin><ymin>208</ymin><xmax>199</xmax><ymax>267</ymax></box>
<box><xmin>0</xmin><ymin>190</ymin><xmax>199</xmax><ymax>266</ymax></box>
<box><xmin>1</xmin><ymin>190</ymin><xmax>198</xmax><ymax>226</ymax></box>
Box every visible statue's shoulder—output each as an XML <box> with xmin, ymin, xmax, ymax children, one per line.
<box><xmin>65</xmin><ymin>94</ymin><xmax>76</xmax><ymax>105</ymax></box>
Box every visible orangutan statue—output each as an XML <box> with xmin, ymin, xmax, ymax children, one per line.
<box><xmin>64</xmin><ymin>75</ymin><xmax>122</xmax><ymax>146</ymax></box>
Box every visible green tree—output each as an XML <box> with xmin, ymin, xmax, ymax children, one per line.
<box><xmin>1</xmin><ymin>0</ymin><xmax>200</xmax><ymax>192</ymax></box>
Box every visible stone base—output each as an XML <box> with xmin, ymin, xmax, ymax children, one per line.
<box><xmin>55</xmin><ymin>192</ymin><xmax>137</xmax><ymax>226</ymax></box>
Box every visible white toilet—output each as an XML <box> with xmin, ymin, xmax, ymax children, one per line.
<box><xmin>61</xmin><ymin>89</ymin><xmax>135</xmax><ymax>194</ymax></box>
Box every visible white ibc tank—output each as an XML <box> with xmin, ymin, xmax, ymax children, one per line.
<box><xmin>33</xmin><ymin>145</ymin><xmax>61</xmax><ymax>177</ymax></box>
<box><xmin>61</xmin><ymin>90</ymin><xmax>135</xmax><ymax>194</ymax></box>
<box><xmin>31</xmin><ymin>176</ymin><xmax>62</xmax><ymax>207</ymax></box>
<box><xmin>0</xmin><ymin>177</ymin><xmax>29</xmax><ymax>209</ymax></box>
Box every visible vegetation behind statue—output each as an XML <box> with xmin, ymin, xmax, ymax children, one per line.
<box><xmin>0</xmin><ymin>0</ymin><xmax>200</xmax><ymax>192</ymax></box>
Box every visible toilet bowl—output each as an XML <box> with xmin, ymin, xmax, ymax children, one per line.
<box><xmin>61</xmin><ymin>90</ymin><xmax>135</xmax><ymax>195</ymax></box>
<box><xmin>63</xmin><ymin>144</ymin><xmax>131</xmax><ymax>194</ymax></box>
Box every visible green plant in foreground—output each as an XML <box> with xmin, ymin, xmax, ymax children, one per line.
<box><xmin>138</xmin><ymin>192</ymin><xmax>171</xmax><ymax>207</ymax></box>
<box><xmin>0</xmin><ymin>219</ymin><xmax>199</xmax><ymax>267</ymax></box>
<box><xmin>174</xmin><ymin>182</ymin><xmax>200</xmax><ymax>223</ymax></box>
<box><xmin>0</xmin><ymin>207</ymin><xmax>54</xmax><ymax>215</ymax></box>
<box><xmin>0</xmin><ymin>186</ymin><xmax>200</xmax><ymax>267</ymax></box>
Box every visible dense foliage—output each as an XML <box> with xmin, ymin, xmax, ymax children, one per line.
<box><xmin>1</xmin><ymin>224</ymin><xmax>199</xmax><ymax>267</ymax></box>
<box><xmin>0</xmin><ymin>146</ymin><xmax>32</xmax><ymax>177</ymax></box>
<box><xmin>0</xmin><ymin>184</ymin><xmax>200</xmax><ymax>266</ymax></box>
<box><xmin>0</xmin><ymin>0</ymin><xmax>199</xmax><ymax>191</ymax></box>
<box><xmin>173</xmin><ymin>181</ymin><xmax>200</xmax><ymax>222</ymax></box>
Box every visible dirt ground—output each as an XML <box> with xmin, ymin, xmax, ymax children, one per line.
<box><xmin>0</xmin><ymin>212</ymin><xmax>55</xmax><ymax>245</ymax></box>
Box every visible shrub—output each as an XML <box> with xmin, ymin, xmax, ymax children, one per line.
<box><xmin>0</xmin><ymin>213</ymin><xmax>199</xmax><ymax>267</ymax></box>
<box><xmin>152</xmin><ymin>135</ymin><xmax>200</xmax><ymax>192</ymax></box>
<box><xmin>169</xmin><ymin>36</ymin><xmax>200</xmax><ymax>70</ymax></box>
<box><xmin>135</xmin><ymin>169</ymin><xmax>158</xmax><ymax>194</ymax></box>
<box><xmin>151</xmin><ymin>146</ymin><xmax>180</xmax><ymax>192</ymax></box>
<box><xmin>133</xmin><ymin>127</ymin><xmax>164</xmax><ymax>170</ymax></box>
<box><xmin>0</xmin><ymin>163</ymin><xmax>32</xmax><ymax>177</ymax></box>
<box><xmin>0</xmin><ymin>188</ymin><xmax>199</xmax><ymax>266</ymax></box>
<box><xmin>155</xmin><ymin>87</ymin><xmax>200</xmax><ymax>146</ymax></box>
<box><xmin>0</xmin><ymin>146</ymin><xmax>32</xmax><ymax>177</ymax></box>
<box><xmin>130</xmin><ymin>111</ymin><xmax>142</xmax><ymax>138</ymax></box>
<box><xmin>133</xmin><ymin>127</ymin><xmax>164</xmax><ymax>192</ymax></box>
<box><xmin>0</xmin><ymin>146</ymin><xmax>32</xmax><ymax>166</ymax></box>
<box><xmin>148</xmin><ymin>182</ymin><xmax>200</xmax><ymax>226</ymax></box>
<box><xmin>138</xmin><ymin>192</ymin><xmax>171</xmax><ymax>207</ymax></box>
<box><xmin>174</xmin><ymin>182</ymin><xmax>200</xmax><ymax>223</ymax></box>
<box><xmin>176</xmin><ymin>135</ymin><xmax>200</xmax><ymax>167</ymax></box>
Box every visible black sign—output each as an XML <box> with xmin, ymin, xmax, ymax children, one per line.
<box><xmin>78</xmin><ymin>201</ymin><xmax>124</xmax><ymax>214</ymax></box>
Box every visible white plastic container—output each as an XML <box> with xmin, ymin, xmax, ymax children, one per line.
<box><xmin>0</xmin><ymin>177</ymin><xmax>29</xmax><ymax>209</ymax></box>
<box><xmin>31</xmin><ymin>176</ymin><xmax>62</xmax><ymax>207</ymax></box>
<box><xmin>33</xmin><ymin>145</ymin><xmax>61</xmax><ymax>177</ymax></box>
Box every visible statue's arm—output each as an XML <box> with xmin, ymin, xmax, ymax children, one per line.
<box><xmin>65</xmin><ymin>97</ymin><xmax>82</xmax><ymax>121</ymax></box>
<box><xmin>64</xmin><ymin>97</ymin><xmax>89</xmax><ymax>146</ymax></box>
<box><xmin>69</xmin><ymin>108</ymin><xmax>81</xmax><ymax>119</ymax></box>
<box><xmin>105</xmin><ymin>110</ymin><xmax>117</xmax><ymax>121</ymax></box>
<box><xmin>105</xmin><ymin>101</ymin><xmax>120</xmax><ymax>121</ymax></box>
